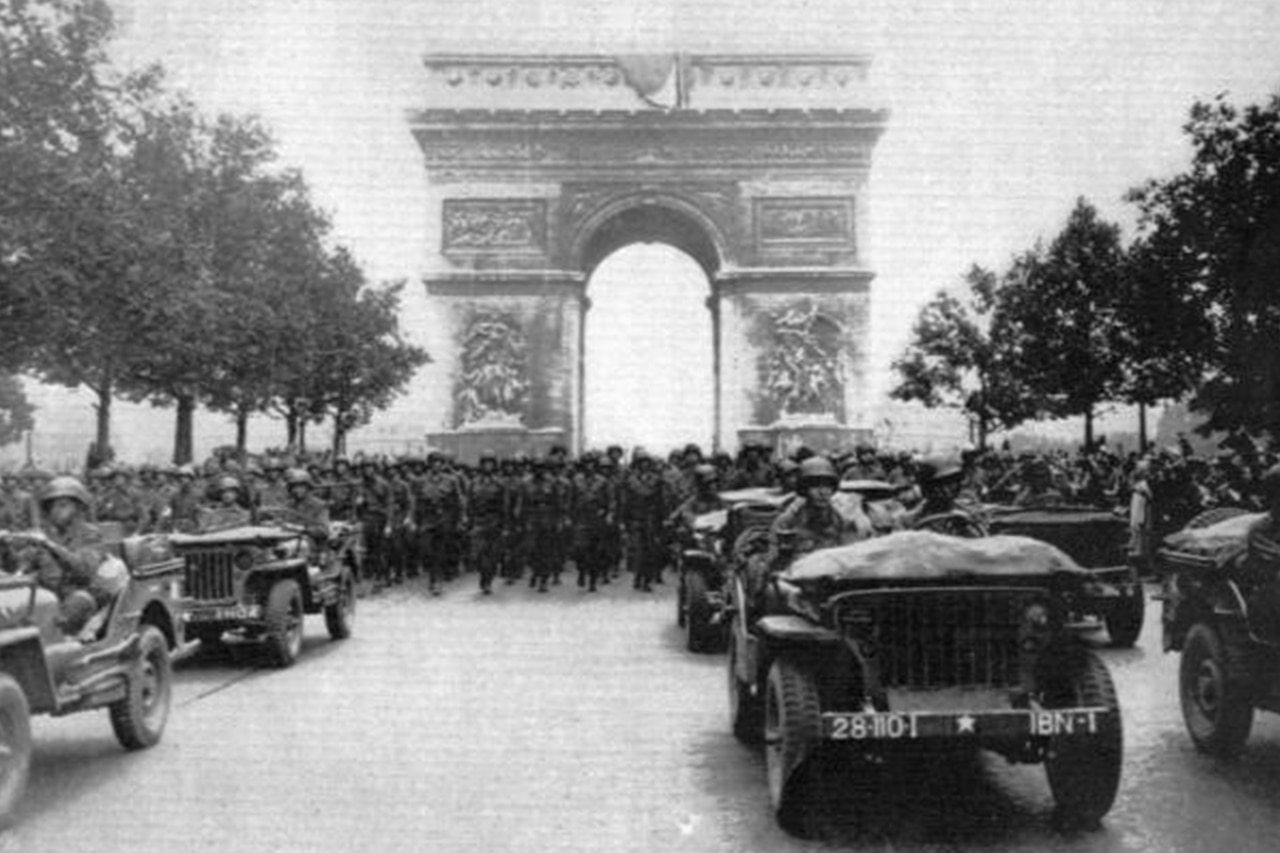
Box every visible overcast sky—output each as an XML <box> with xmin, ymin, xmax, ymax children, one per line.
<box><xmin>102</xmin><ymin>0</ymin><xmax>1280</xmax><ymax>448</ymax></box>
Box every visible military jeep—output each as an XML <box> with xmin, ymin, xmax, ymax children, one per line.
<box><xmin>1155</xmin><ymin>507</ymin><xmax>1280</xmax><ymax>757</ymax></box>
<box><xmin>169</xmin><ymin>519</ymin><xmax>356</xmax><ymax>668</ymax></box>
<box><xmin>986</xmin><ymin>504</ymin><xmax>1145</xmax><ymax>647</ymax></box>
<box><xmin>726</xmin><ymin>530</ymin><xmax>1123</xmax><ymax>837</ymax></box>
<box><xmin>0</xmin><ymin>531</ymin><xmax>182</xmax><ymax>826</ymax></box>
<box><xmin>676</xmin><ymin>488</ymin><xmax>788</xmax><ymax>654</ymax></box>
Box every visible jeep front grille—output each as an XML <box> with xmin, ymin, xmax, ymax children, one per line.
<box><xmin>837</xmin><ymin>588</ymin><xmax>1040</xmax><ymax>690</ymax></box>
<box><xmin>184</xmin><ymin>551</ymin><xmax>236</xmax><ymax>601</ymax></box>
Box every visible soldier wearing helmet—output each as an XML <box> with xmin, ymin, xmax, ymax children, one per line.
<box><xmin>357</xmin><ymin>459</ymin><xmax>394</xmax><ymax>590</ymax></box>
<box><xmin>165</xmin><ymin>464</ymin><xmax>202</xmax><ymax>533</ymax></box>
<box><xmin>618</xmin><ymin>448</ymin><xmax>667</xmax><ymax>591</ymax></box>
<box><xmin>467</xmin><ymin>450</ymin><xmax>509</xmax><ymax>595</ymax></box>
<box><xmin>32</xmin><ymin>477</ymin><xmax>110</xmax><ymax>634</ymax></box>
<box><xmin>271</xmin><ymin>468</ymin><xmax>331</xmax><ymax>541</ymax></box>
<box><xmin>95</xmin><ymin>465</ymin><xmax>143</xmax><ymax>535</ymax></box>
<box><xmin>905</xmin><ymin>458</ymin><xmax>984</xmax><ymax>536</ymax></box>
<box><xmin>667</xmin><ymin>463</ymin><xmax>727</xmax><ymax>552</ymax></box>
<box><xmin>410</xmin><ymin>451</ymin><xmax>464</xmax><ymax>595</ymax></box>
<box><xmin>569</xmin><ymin>451</ymin><xmax>616</xmax><ymax>592</ymax></box>
<box><xmin>196</xmin><ymin>475</ymin><xmax>252</xmax><ymax>532</ymax></box>
<box><xmin>514</xmin><ymin>455</ymin><xmax>566</xmax><ymax>593</ymax></box>
<box><xmin>768</xmin><ymin>456</ymin><xmax>869</xmax><ymax>566</ymax></box>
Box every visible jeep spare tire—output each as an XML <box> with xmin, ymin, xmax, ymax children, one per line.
<box><xmin>264</xmin><ymin>579</ymin><xmax>304</xmax><ymax>668</ymax></box>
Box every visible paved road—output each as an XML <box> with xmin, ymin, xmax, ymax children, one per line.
<box><xmin>8</xmin><ymin>578</ymin><xmax>1280</xmax><ymax>852</ymax></box>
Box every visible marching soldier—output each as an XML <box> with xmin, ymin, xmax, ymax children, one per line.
<box><xmin>386</xmin><ymin>458</ymin><xmax>415</xmax><ymax>585</ymax></box>
<box><xmin>619</xmin><ymin>448</ymin><xmax>666</xmax><ymax>592</ymax></box>
<box><xmin>467</xmin><ymin>450</ymin><xmax>509</xmax><ymax>595</ymax></box>
<box><xmin>515</xmin><ymin>456</ymin><xmax>565</xmax><ymax>593</ymax></box>
<box><xmin>570</xmin><ymin>452</ymin><xmax>616</xmax><ymax>592</ymax></box>
<box><xmin>326</xmin><ymin>457</ymin><xmax>360</xmax><ymax>523</ymax></box>
<box><xmin>411</xmin><ymin>451</ymin><xmax>464</xmax><ymax>596</ymax></box>
<box><xmin>357</xmin><ymin>459</ymin><xmax>393</xmax><ymax>589</ymax></box>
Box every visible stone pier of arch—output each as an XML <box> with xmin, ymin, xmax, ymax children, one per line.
<box><xmin>412</xmin><ymin>54</ymin><xmax>888</xmax><ymax>459</ymax></box>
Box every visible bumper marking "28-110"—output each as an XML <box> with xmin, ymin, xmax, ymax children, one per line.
<box><xmin>824</xmin><ymin>708</ymin><xmax>1105</xmax><ymax>741</ymax></box>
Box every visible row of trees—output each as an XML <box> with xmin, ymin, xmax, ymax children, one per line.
<box><xmin>0</xmin><ymin>0</ymin><xmax>427</xmax><ymax>462</ymax></box>
<box><xmin>893</xmin><ymin>92</ymin><xmax>1280</xmax><ymax>450</ymax></box>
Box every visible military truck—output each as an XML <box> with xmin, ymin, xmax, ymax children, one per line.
<box><xmin>726</xmin><ymin>530</ymin><xmax>1123</xmax><ymax>837</ymax></box>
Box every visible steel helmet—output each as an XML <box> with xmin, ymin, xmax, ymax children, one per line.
<box><xmin>798</xmin><ymin>456</ymin><xmax>839</xmax><ymax>488</ymax></box>
<box><xmin>41</xmin><ymin>476</ymin><xmax>93</xmax><ymax>510</ymax></box>
<box><xmin>217</xmin><ymin>476</ymin><xmax>241</xmax><ymax>494</ymax></box>
<box><xmin>285</xmin><ymin>468</ymin><xmax>312</xmax><ymax>488</ymax></box>
<box><xmin>693</xmin><ymin>463</ymin><xmax>717</xmax><ymax>482</ymax></box>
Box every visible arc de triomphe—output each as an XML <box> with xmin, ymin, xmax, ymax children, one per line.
<box><xmin>411</xmin><ymin>54</ymin><xmax>888</xmax><ymax>458</ymax></box>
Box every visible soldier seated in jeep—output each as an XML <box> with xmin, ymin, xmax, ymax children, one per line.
<box><xmin>260</xmin><ymin>469</ymin><xmax>330</xmax><ymax>542</ymax></box>
<box><xmin>196</xmin><ymin>476</ymin><xmax>252</xmax><ymax>533</ymax></box>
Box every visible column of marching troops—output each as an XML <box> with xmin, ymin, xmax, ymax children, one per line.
<box><xmin>0</xmin><ymin>442</ymin><xmax>790</xmax><ymax>598</ymax></box>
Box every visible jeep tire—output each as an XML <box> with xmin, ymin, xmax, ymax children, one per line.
<box><xmin>0</xmin><ymin>674</ymin><xmax>31</xmax><ymax>828</ymax></box>
<box><xmin>110</xmin><ymin>626</ymin><xmax>172</xmax><ymax>750</ymax></box>
<box><xmin>685</xmin><ymin>572</ymin><xmax>722</xmax><ymax>653</ymax></box>
<box><xmin>1180</xmin><ymin>621</ymin><xmax>1254</xmax><ymax>758</ymax></box>
<box><xmin>1042</xmin><ymin>649</ymin><xmax>1122</xmax><ymax>826</ymax></box>
<box><xmin>728</xmin><ymin>630</ymin><xmax>763</xmax><ymax>745</ymax></box>
<box><xmin>1105</xmin><ymin>579</ymin><xmax>1145</xmax><ymax>648</ymax></box>
<box><xmin>325</xmin><ymin>574</ymin><xmax>356</xmax><ymax>641</ymax></box>
<box><xmin>765</xmin><ymin>657</ymin><xmax>829</xmax><ymax>838</ymax></box>
<box><xmin>264</xmin><ymin>579</ymin><xmax>305</xmax><ymax>668</ymax></box>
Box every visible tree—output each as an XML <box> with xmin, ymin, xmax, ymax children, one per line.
<box><xmin>1128</xmin><ymin>94</ymin><xmax>1280</xmax><ymax>438</ymax></box>
<box><xmin>999</xmin><ymin>198</ymin><xmax>1129</xmax><ymax>448</ymax></box>
<box><xmin>0</xmin><ymin>373</ymin><xmax>34</xmax><ymax>447</ymax></box>
<box><xmin>890</xmin><ymin>265</ymin><xmax>1038</xmax><ymax>449</ymax></box>
<box><xmin>0</xmin><ymin>0</ymin><xmax>120</xmax><ymax>371</ymax></box>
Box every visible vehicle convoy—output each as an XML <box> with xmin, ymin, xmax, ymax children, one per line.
<box><xmin>169</xmin><ymin>515</ymin><xmax>357</xmax><ymax>667</ymax></box>
<box><xmin>725</xmin><ymin>530</ymin><xmax>1123</xmax><ymax>837</ymax></box>
<box><xmin>0</xmin><ymin>530</ymin><xmax>181</xmax><ymax>826</ymax></box>
<box><xmin>984</xmin><ymin>503</ymin><xmax>1146</xmax><ymax>647</ymax></box>
<box><xmin>677</xmin><ymin>487</ymin><xmax>789</xmax><ymax>654</ymax></box>
<box><xmin>1155</xmin><ymin>507</ymin><xmax>1280</xmax><ymax>757</ymax></box>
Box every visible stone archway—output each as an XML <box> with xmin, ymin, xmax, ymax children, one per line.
<box><xmin>411</xmin><ymin>54</ymin><xmax>888</xmax><ymax>458</ymax></box>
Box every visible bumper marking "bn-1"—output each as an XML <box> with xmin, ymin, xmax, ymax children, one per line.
<box><xmin>824</xmin><ymin>708</ymin><xmax>1106</xmax><ymax>741</ymax></box>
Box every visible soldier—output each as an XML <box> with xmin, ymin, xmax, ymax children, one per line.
<box><xmin>411</xmin><ymin>451</ymin><xmax>464</xmax><ymax>596</ymax></box>
<box><xmin>668</xmin><ymin>464</ymin><xmax>727</xmax><ymax>550</ymax></box>
<box><xmin>733</xmin><ymin>441</ymin><xmax>777</xmax><ymax>489</ymax></box>
<box><xmin>326</xmin><ymin>457</ymin><xmax>360</xmax><ymax>523</ymax></box>
<box><xmin>166</xmin><ymin>464</ymin><xmax>203</xmax><ymax>533</ymax></box>
<box><xmin>467</xmin><ymin>450</ymin><xmax>509</xmax><ymax>595</ymax></box>
<box><xmin>386</xmin><ymin>458</ymin><xmax>415</xmax><ymax>585</ymax></box>
<box><xmin>275</xmin><ymin>468</ymin><xmax>331</xmax><ymax>541</ymax></box>
<box><xmin>515</xmin><ymin>456</ymin><xmax>565</xmax><ymax>593</ymax></box>
<box><xmin>767</xmin><ymin>457</ymin><xmax>865</xmax><ymax>567</ymax></box>
<box><xmin>196</xmin><ymin>476</ymin><xmax>253</xmax><ymax>532</ymax></box>
<box><xmin>497</xmin><ymin>454</ymin><xmax>524</xmax><ymax>585</ymax></box>
<box><xmin>95</xmin><ymin>466</ymin><xmax>144</xmax><ymax>535</ymax></box>
<box><xmin>570</xmin><ymin>452</ymin><xmax>616</xmax><ymax>592</ymax></box>
<box><xmin>32</xmin><ymin>476</ymin><xmax>115</xmax><ymax>635</ymax></box>
<box><xmin>1</xmin><ymin>468</ymin><xmax>41</xmax><ymax>530</ymax></box>
<box><xmin>619</xmin><ymin>448</ymin><xmax>666</xmax><ymax>592</ymax></box>
<box><xmin>356</xmin><ymin>459</ymin><xmax>393</xmax><ymax>589</ymax></box>
<box><xmin>905</xmin><ymin>458</ymin><xmax>982</xmax><ymax>536</ymax></box>
<box><xmin>258</xmin><ymin>457</ymin><xmax>291</xmax><ymax>511</ymax></box>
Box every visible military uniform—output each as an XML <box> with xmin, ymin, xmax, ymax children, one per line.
<box><xmin>358</xmin><ymin>467</ymin><xmax>393</xmax><ymax>588</ymax></box>
<box><xmin>467</xmin><ymin>464</ymin><xmax>509</xmax><ymax>594</ymax></box>
<box><xmin>570</xmin><ymin>464</ymin><xmax>616</xmax><ymax>592</ymax></box>
<box><xmin>412</xmin><ymin>465</ymin><xmax>464</xmax><ymax>594</ymax></box>
<box><xmin>619</xmin><ymin>460</ymin><xmax>666</xmax><ymax>591</ymax></box>
<box><xmin>515</xmin><ymin>467</ymin><xmax>565</xmax><ymax>592</ymax></box>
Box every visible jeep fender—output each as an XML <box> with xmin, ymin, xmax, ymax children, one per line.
<box><xmin>0</xmin><ymin>629</ymin><xmax>54</xmax><ymax>713</ymax></box>
<box><xmin>755</xmin><ymin>615</ymin><xmax>841</xmax><ymax>648</ymax></box>
<box><xmin>1165</xmin><ymin>577</ymin><xmax>1248</xmax><ymax>652</ymax></box>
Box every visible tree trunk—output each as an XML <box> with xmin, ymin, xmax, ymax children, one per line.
<box><xmin>93</xmin><ymin>378</ymin><xmax>113</xmax><ymax>460</ymax></box>
<box><xmin>332</xmin><ymin>420</ymin><xmax>346</xmax><ymax>457</ymax></box>
<box><xmin>1138</xmin><ymin>402</ymin><xmax>1148</xmax><ymax>454</ymax></box>
<box><xmin>977</xmin><ymin>416</ymin><xmax>989</xmax><ymax>452</ymax></box>
<box><xmin>1083</xmin><ymin>406</ymin><xmax>1095</xmax><ymax>451</ymax></box>
<box><xmin>285</xmin><ymin>410</ymin><xmax>299</xmax><ymax>449</ymax></box>
<box><xmin>297</xmin><ymin>418</ymin><xmax>307</xmax><ymax>453</ymax></box>
<box><xmin>235</xmin><ymin>408</ymin><xmax>249</xmax><ymax>455</ymax></box>
<box><xmin>173</xmin><ymin>394</ymin><xmax>195</xmax><ymax>465</ymax></box>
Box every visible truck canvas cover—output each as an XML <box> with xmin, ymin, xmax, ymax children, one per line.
<box><xmin>782</xmin><ymin>530</ymin><xmax>1087</xmax><ymax>584</ymax></box>
<box><xmin>1163</xmin><ymin>512</ymin><xmax>1265</xmax><ymax>559</ymax></box>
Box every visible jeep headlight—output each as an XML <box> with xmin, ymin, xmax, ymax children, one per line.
<box><xmin>234</xmin><ymin>549</ymin><xmax>256</xmax><ymax>571</ymax></box>
<box><xmin>1019</xmin><ymin>600</ymin><xmax>1053</xmax><ymax>651</ymax></box>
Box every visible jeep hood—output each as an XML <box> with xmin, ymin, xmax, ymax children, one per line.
<box><xmin>170</xmin><ymin>525</ymin><xmax>300</xmax><ymax>547</ymax></box>
<box><xmin>782</xmin><ymin>530</ymin><xmax>1088</xmax><ymax>585</ymax></box>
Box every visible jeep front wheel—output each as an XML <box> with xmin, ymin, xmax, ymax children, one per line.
<box><xmin>0</xmin><ymin>674</ymin><xmax>31</xmax><ymax>828</ymax></box>
<box><xmin>110</xmin><ymin>626</ymin><xmax>172</xmax><ymax>750</ymax></box>
<box><xmin>685</xmin><ymin>573</ymin><xmax>722</xmax><ymax>654</ymax></box>
<box><xmin>1180</xmin><ymin>621</ymin><xmax>1254</xmax><ymax>758</ymax></box>
<box><xmin>1105</xmin><ymin>578</ymin><xmax>1145</xmax><ymax>648</ymax></box>
<box><xmin>325</xmin><ymin>574</ymin><xmax>356</xmax><ymax>640</ymax></box>
<box><xmin>1041</xmin><ymin>649</ymin><xmax>1122</xmax><ymax>826</ymax></box>
<box><xmin>264</xmin><ymin>579</ymin><xmax>305</xmax><ymax>668</ymax></box>
<box><xmin>728</xmin><ymin>631</ymin><xmax>763</xmax><ymax>745</ymax></box>
<box><xmin>764</xmin><ymin>657</ymin><xmax>827</xmax><ymax>838</ymax></box>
